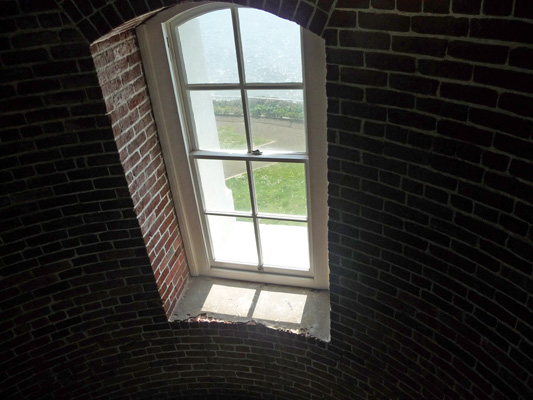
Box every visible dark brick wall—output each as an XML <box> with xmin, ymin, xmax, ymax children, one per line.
<box><xmin>1</xmin><ymin>0</ymin><xmax>531</xmax><ymax>399</ymax></box>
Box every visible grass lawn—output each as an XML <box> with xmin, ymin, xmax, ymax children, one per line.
<box><xmin>225</xmin><ymin>162</ymin><xmax>307</xmax><ymax>220</ymax></box>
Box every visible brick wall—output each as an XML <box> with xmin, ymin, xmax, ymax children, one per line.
<box><xmin>90</xmin><ymin>27</ymin><xmax>188</xmax><ymax>317</ymax></box>
<box><xmin>1</xmin><ymin>0</ymin><xmax>531</xmax><ymax>399</ymax></box>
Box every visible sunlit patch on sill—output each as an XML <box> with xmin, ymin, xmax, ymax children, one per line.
<box><xmin>170</xmin><ymin>276</ymin><xmax>330</xmax><ymax>341</ymax></box>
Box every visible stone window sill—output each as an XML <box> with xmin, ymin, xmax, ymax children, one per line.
<box><xmin>170</xmin><ymin>276</ymin><xmax>330</xmax><ymax>341</ymax></box>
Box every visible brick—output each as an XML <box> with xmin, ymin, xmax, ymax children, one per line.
<box><xmin>364</xmin><ymin>153</ymin><xmax>407</xmax><ymax>174</ymax></box>
<box><xmin>362</xmin><ymin>180</ymin><xmax>405</xmax><ymax>203</ymax></box>
<box><xmin>485</xmin><ymin>172</ymin><xmax>533</xmax><ymax>203</ymax></box>
<box><xmin>494</xmin><ymin>133</ymin><xmax>533</xmax><ymax>160</ymax></box>
<box><xmin>456</xmin><ymin>143</ymin><xmax>482</xmax><ymax>164</ymax></box>
<box><xmin>470</xmin><ymin>108</ymin><xmax>532</xmax><ymax>139</ymax></box>
<box><xmin>450</xmin><ymin>194</ymin><xmax>472</xmax><ymax>213</ymax></box>
<box><xmin>384</xmin><ymin>141</ymin><xmax>431</xmax><ymax>165</ymax></box>
<box><xmin>440</xmin><ymin>83</ymin><xmax>498</xmax><ymax>107</ymax></box>
<box><xmin>367</xmin><ymin>88</ymin><xmax>414</xmax><ymax>108</ymax></box>
<box><xmin>470</xmin><ymin>19</ymin><xmax>533</xmax><ymax>44</ymax></box>
<box><xmin>481</xmin><ymin>151</ymin><xmax>509</xmax><ymax>172</ymax></box>
<box><xmin>509</xmin><ymin>47</ymin><xmax>533</xmax><ymax>70</ymax></box>
<box><xmin>294</xmin><ymin>1</ymin><xmax>313</xmax><ymax>27</ymax></box>
<box><xmin>339</xmin><ymin>31</ymin><xmax>390</xmax><ymax>50</ymax></box>
<box><xmin>392</xmin><ymin>36</ymin><xmax>447</xmax><ymax>57</ymax></box>
<box><xmin>398</xmin><ymin>0</ymin><xmax>422</xmax><ymax>12</ymax></box>
<box><xmin>515</xmin><ymin>0</ymin><xmax>533</xmax><ymax>19</ymax></box>
<box><xmin>382</xmin><ymin>125</ymin><xmax>406</xmax><ymax>145</ymax></box>
<box><xmin>364</xmin><ymin>121</ymin><xmax>386</xmax><ymax>137</ymax></box>
<box><xmin>341</xmin><ymin>100</ymin><xmax>387</xmax><ymax>121</ymax></box>
<box><xmin>484</xmin><ymin>0</ymin><xmax>513</xmax><ymax>16</ymax></box>
<box><xmin>359</xmin><ymin>12</ymin><xmax>410</xmax><ymax>32</ymax></box>
<box><xmin>365</xmin><ymin>52</ymin><xmax>415</xmax><ymax>73</ymax></box>
<box><xmin>474</xmin><ymin>66</ymin><xmax>533</xmax><ymax>94</ymax></box>
<box><xmin>327</xmin><ymin>48</ymin><xmax>364</xmax><ymax>66</ymax></box>
<box><xmin>337</xmin><ymin>0</ymin><xmax>369</xmax><ymax>7</ymax></box>
<box><xmin>433</xmin><ymin>137</ymin><xmax>458</xmax><ymax>157</ymax></box>
<box><xmin>51</xmin><ymin>44</ymin><xmax>90</xmax><ymax>59</ymax></box>
<box><xmin>515</xmin><ymin>202</ymin><xmax>533</xmax><ymax>224</ymax></box>
<box><xmin>406</xmin><ymin>130</ymin><xmax>431</xmax><ymax>149</ymax></box>
<box><xmin>499</xmin><ymin>93</ymin><xmax>533</xmax><ymax>118</ymax></box>
<box><xmin>412</xmin><ymin>16</ymin><xmax>468</xmax><ymax>36</ymax></box>
<box><xmin>389</xmin><ymin>73</ymin><xmax>439</xmax><ymax>95</ymax></box>
<box><xmin>329</xmin><ymin>10</ymin><xmax>357</xmax><ymax>27</ymax></box>
<box><xmin>437</xmin><ymin>120</ymin><xmax>493</xmax><ymax>146</ymax></box>
<box><xmin>432</xmin><ymin>135</ymin><xmax>456</xmax><ymax>155</ymax></box>
<box><xmin>11</xmin><ymin>31</ymin><xmax>59</xmax><ymax>48</ymax></box>
<box><xmin>341</xmin><ymin>186</ymin><xmax>384</xmax><ymax>210</ymax></box>
<box><xmin>328</xmin><ymin>115</ymin><xmax>362</xmax><ymax>132</ymax></box>
<box><xmin>371</xmin><ymin>0</ymin><xmax>395</xmax><ymax>9</ymax></box>
<box><xmin>509</xmin><ymin>159</ymin><xmax>533</xmax><ymax>183</ymax></box>
<box><xmin>447</xmin><ymin>40</ymin><xmax>509</xmax><ymax>64</ymax></box>
<box><xmin>417</xmin><ymin>99</ymin><xmax>468</xmax><ymax>121</ymax></box>
<box><xmin>340</xmin><ymin>67</ymin><xmax>387</xmax><ymax>86</ymax></box>
<box><xmin>419</xmin><ymin>59</ymin><xmax>472</xmax><ymax>80</ymax></box>
<box><xmin>432</xmin><ymin>154</ymin><xmax>484</xmax><ymax>182</ymax></box>
<box><xmin>499</xmin><ymin>214</ymin><xmax>529</xmax><ymax>236</ymax></box>
<box><xmin>388</xmin><ymin>109</ymin><xmax>436</xmax><ymax>131</ymax></box>
<box><xmin>473</xmin><ymin>203</ymin><xmax>499</xmax><ymax>224</ymax></box>
<box><xmin>423</xmin><ymin>0</ymin><xmax>451</xmax><ymax>14</ymax></box>
<box><xmin>38</xmin><ymin>13</ymin><xmax>62</xmax><ymax>28</ymax></box>
<box><xmin>309</xmin><ymin>9</ymin><xmax>328</xmax><ymax>34</ymax></box>
<box><xmin>323</xmin><ymin>28</ymin><xmax>338</xmax><ymax>46</ymax></box>
<box><xmin>2</xmin><ymin>49</ymin><xmax>50</xmax><ymax>65</ymax></box>
<box><xmin>327</xmin><ymin>82</ymin><xmax>364</xmax><ymax>102</ymax></box>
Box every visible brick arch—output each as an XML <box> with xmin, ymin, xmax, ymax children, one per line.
<box><xmin>60</xmin><ymin>0</ymin><xmax>333</xmax><ymax>44</ymax></box>
<box><xmin>2</xmin><ymin>0</ymin><xmax>532</xmax><ymax>399</ymax></box>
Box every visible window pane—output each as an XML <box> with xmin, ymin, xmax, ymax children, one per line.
<box><xmin>259</xmin><ymin>220</ymin><xmax>309</xmax><ymax>270</ymax></box>
<box><xmin>248</xmin><ymin>90</ymin><xmax>305</xmax><ymax>153</ymax></box>
<box><xmin>207</xmin><ymin>215</ymin><xmax>258</xmax><ymax>264</ymax></box>
<box><xmin>252</xmin><ymin>162</ymin><xmax>307</xmax><ymax>217</ymax></box>
<box><xmin>238</xmin><ymin>8</ymin><xmax>302</xmax><ymax>83</ymax></box>
<box><xmin>178</xmin><ymin>9</ymin><xmax>239</xmax><ymax>84</ymax></box>
<box><xmin>190</xmin><ymin>91</ymin><xmax>247</xmax><ymax>151</ymax></box>
<box><xmin>197</xmin><ymin>159</ymin><xmax>251</xmax><ymax>213</ymax></box>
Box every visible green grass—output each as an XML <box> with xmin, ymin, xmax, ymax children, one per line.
<box><xmin>213</xmin><ymin>98</ymin><xmax>304</xmax><ymax>121</ymax></box>
<box><xmin>225</xmin><ymin>162</ymin><xmax>307</xmax><ymax>223</ymax></box>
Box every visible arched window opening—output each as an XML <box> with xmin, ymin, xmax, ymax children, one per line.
<box><xmin>137</xmin><ymin>3</ymin><xmax>328</xmax><ymax>290</ymax></box>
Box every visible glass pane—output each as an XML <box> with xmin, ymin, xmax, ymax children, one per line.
<box><xmin>259</xmin><ymin>220</ymin><xmax>309</xmax><ymax>270</ymax></box>
<box><xmin>252</xmin><ymin>162</ymin><xmax>307</xmax><ymax>217</ymax></box>
<box><xmin>248</xmin><ymin>90</ymin><xmax>305</xmax><ymax>153</ymax></box>
<box><xmin>207</xmin><ymin>215</ymin><xmax>258</xmax><ymax>264</ymax></box>
<box><xmin>239</xmin><ymin>8</ymin><xmax>302</xmax><ymax>83</ymax></box>
<box><xmin>189</xmin><ymin>91</ymin><xmax>247</xmax><ymax>151</ymax></box>
<box><xmin>178</xmin><ymin>9</ymin><xmax>239</xmax><ymax>84</ymax></box>
<box><xmin>197</xmin><ymin>159</ymin><xmax>251</xmax><ymax>213</ymax></box>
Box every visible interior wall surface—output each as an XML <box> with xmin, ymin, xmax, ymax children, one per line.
<box><xmin>1</xmin><ymin>0</ymin><xmax>531</xmax><ymax>399</ymax></box>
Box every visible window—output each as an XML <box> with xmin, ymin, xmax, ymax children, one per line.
<box><xmin>137</xmin><ymin>3</ymin><xmax>328</xmax><ymax>289</ymax></box>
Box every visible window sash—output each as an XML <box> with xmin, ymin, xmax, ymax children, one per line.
<box><xmin>171</xmin><ymin>5</ymin><xmax>313</xmax><ymax>275</ymax></box>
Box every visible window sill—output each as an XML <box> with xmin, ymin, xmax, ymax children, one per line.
<box><xmin>170</xmin><ymin>276</ymin><xmax>330</xmax><ymax>341</ymax></box>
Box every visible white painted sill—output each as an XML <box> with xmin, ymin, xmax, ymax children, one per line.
<box><xmin>170</xmin><ymin>276</ymin><xmax>331</xmax><ymax>341</ymax></box>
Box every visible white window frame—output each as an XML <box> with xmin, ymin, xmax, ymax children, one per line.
<box><xmin>137</xmin><ymin>2</ymin><xmax>328</xmax><ymax>289</ymax></box>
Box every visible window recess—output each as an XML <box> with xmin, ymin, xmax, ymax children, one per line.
<box><xmin>137</xmin><ymin>2</ymin><xmax>328</xmax><ymax>289</ymax></box>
